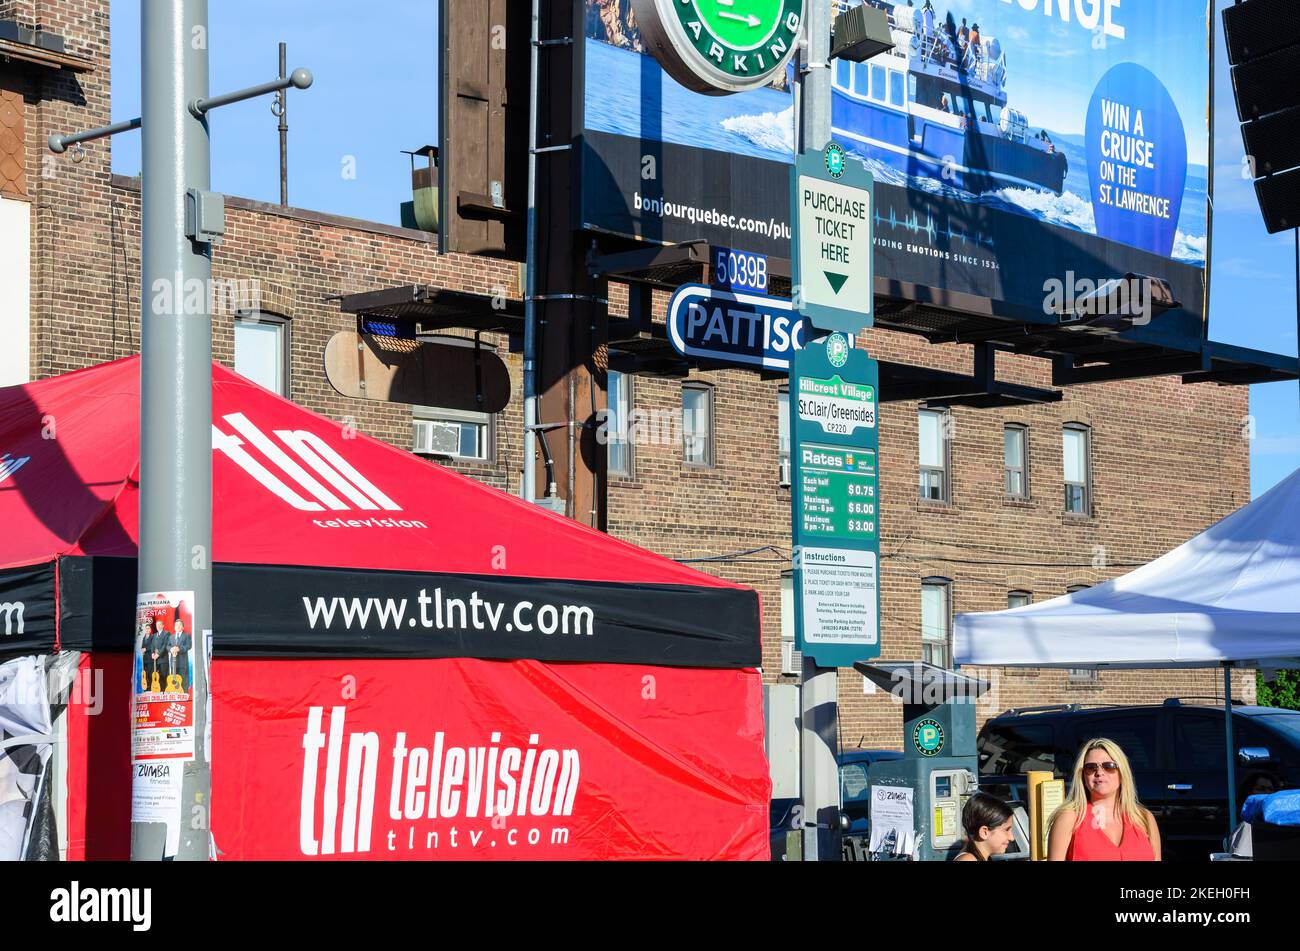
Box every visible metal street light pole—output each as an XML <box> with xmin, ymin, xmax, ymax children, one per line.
<box><xmin>796</xmin><ymin>0</ymin><xmax>842</xmax><ymax>863</ymax></box>
<box><xmin>134</xmin><ymin>0</ymin><xmax>214</xmax><ymax>861</ymax></box>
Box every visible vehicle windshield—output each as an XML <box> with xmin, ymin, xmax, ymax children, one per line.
<box><xmin>1256</xmin><ymin>713</ymin><xmax>1300</xmax><ymax>747</ymax></box>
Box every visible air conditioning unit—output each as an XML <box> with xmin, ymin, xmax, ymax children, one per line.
<box><xmin>412</xmin><ymin>418</ymin><xmax>460</xmax><ymax>456</ymax></box>
<box><xmin>781</xmin><ymin>639</ymin><xmax>802</xmax><ymax>676</ymax></box>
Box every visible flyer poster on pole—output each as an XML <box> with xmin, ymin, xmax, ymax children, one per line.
<box><xmin>132</xmin><ymin>590</ymin><xmax>197</xmax><ymax>762</ymax></box>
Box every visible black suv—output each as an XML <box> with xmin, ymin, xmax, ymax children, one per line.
<box><xmin>977</xmin><ymin>699</ymin><xmax>1300</xmax><ymax>861</ymax></box>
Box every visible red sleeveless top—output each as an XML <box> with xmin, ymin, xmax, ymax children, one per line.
<box><xmin>1066</xmin><ymin>805</ymin><xmax>1156</xmax><ymax>861</ymax></box>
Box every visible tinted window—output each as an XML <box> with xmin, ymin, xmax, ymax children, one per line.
<box><xmin>1173</xmin><ymin>713</ymin><xmax>1287</xmax><ymax>770</ymax></box>
<box><xmin>1256</xmin><ymin>714</ymin><xmax>1300</xmax><ymax>751</ymax></box>
<box><xmin>1173</xmin><ymin>714</ymin><xmax>1225</xmax><ymax>770</ymax></box>
<box><xmin>978</xmin><ymin>722</ymin><xmax>1063</xmax><ymax>776</ymax></box>
<box><xmin>1076</xmin><ymin>713</ymin><xmax>1158</xmax><ymax>770</ymax></box>
<box><xmin>840</xmin><ymin>763</ymin><xmax>869</xmax><ymax>800</ymax></box>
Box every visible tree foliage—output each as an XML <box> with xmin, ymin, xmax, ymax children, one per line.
<box><xmin>1257</xmin><ymin>670</ymin><xmax>1300</xmax><ymax>710</ymax></box>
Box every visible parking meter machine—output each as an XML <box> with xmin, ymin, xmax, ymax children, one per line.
<box><xmin>854</xmin><ymin>662</ymin><xmax>989</xmax><ymax>861</ymax></box>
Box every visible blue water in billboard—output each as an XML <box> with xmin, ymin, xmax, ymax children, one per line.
<box><xmin>588</xmin><ymin>39</ymin><xmax>795</xmax><ymax>159</ymax></box>
<box><xmin>584</xmin><ymin>38</ymin><xmax>1208</xmax><ymax>266</ymax></box>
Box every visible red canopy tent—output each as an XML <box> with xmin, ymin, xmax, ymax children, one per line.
<box><xmin>0</xmin><ymin>357</ymin><xmax>770</xmax><ymax>860</ymax></box>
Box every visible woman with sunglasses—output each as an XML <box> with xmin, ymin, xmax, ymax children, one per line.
<box><xmin>1046</xmin><ymin>737</ymin><xmax>1161</xmax><ymax>861</ymax></box>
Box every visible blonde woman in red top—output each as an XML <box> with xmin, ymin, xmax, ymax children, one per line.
<box><xmin>1047</xmin><ymin>737</ymin><xmax>1161</xmax><ymax>861</ymax></box>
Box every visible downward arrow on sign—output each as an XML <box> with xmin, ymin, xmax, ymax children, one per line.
<box><xmin>824</xmin><ymin>272</ymin><xmax>849</xmax><ymax>294</ymax></box>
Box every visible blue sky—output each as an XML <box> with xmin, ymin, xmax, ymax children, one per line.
<box><xmin>110</xmin><ymin>0</ymin><xmax>436</xmax><ymax>223</ymax></box>
<box><xmin>109</xmin><ymin>0</ymin><xmax>1298</xmax><ymax>497</ymax></box>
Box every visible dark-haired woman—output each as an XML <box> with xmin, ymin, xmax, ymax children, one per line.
<box><xmin>954</xmin><ymin>791</ymin><xmax>1016</xmax><ymax>861</ymax></box>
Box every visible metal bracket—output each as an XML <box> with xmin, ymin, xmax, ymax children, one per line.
<box><xmin>534</xmin><ymin>37</ymin><xmax>573</xmax><ymax>47</ymax></box>
<box><xmin>48</xmin><ymin>116</ymin><xmax>141</xmax><ymax>154</ymax></box>
<box><xmin>531</xmin><ymin>144</ymin><xmax>572</xmax><ymax>154</ymax></box>
<box><xmin>189</xmin><ymin>68</ymin><xmax>313</xmax><ymax>119</ymax></box>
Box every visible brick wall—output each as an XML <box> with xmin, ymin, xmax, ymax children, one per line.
<box><xmin>17</xmin><ymin>0</ymin><xmax>1257</xmax><ymax>753</ymax></box>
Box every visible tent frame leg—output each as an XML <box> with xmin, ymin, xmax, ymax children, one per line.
<box><xmin>1224</xmin><ymin>662</ymin><xmax>1238</xmax><ymax>848</ymax></box>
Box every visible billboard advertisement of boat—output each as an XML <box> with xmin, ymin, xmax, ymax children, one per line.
<box><xmin>581</xmin><ymin>0</ymin><xmax>1211</xmax><ymax>335</ymax></box>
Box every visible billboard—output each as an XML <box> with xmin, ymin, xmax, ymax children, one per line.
<box><xmin>580</xmin><ymin>0</ymin><xmax>1211</xmax><ymax>337</ymax></box>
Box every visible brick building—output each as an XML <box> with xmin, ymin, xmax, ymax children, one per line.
<box><xmin>1</xmin><ymin>0</ymin><xmax>1255</xmax><ymax>753</ymax></box>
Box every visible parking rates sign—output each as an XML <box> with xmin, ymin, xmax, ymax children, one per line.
<box><xmin>790</xmin><ymin>332</ymin><xmax>881</xmax><ymax>667</ymax></box>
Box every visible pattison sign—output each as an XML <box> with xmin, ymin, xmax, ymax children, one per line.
<box><xmin>667</xmin><ymin>283</ymin><xmax>839</xmax><ymax>371</ymax></box>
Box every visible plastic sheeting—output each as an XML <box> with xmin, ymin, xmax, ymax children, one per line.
<box><xmin>0</xmin><ymin>653</ymin><xmax>78</xmax><ymax>860</ymax></box>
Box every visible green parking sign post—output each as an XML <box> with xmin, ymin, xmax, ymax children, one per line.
<box><xmin>790</xmin><ymin>333</ymin><xmax>881</xmax><ymax>668</ymax></box>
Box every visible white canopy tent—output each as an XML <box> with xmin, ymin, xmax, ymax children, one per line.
<box><xmin>955</xmin><ymin>466</ymin><xmax>1300</xmax><ymax>836</ymax></box>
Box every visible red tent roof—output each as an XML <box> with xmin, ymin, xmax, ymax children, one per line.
<box><xmin>0</xmin><ymin>357</ymin><xmax>736</xmax><ymax>589</ymax></box>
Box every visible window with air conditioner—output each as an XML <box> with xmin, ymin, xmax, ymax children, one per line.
<box><xmin>412</xmin><ymin>405</ymin><xmax>493</xmax><ymax>462</ymax></box>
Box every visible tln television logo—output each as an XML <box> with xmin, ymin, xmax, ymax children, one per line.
<box><xmin>212</xmin><ymin>413</ymin><xmax>400</xmax><ymax>513</ymax></box>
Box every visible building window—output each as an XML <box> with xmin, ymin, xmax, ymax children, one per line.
<box><xmin>921</xmin><ymin>577</ymin><xmax>952</xmax><ymax>668</ymax></box>
<box><xmin>234</xmin><ymin>313</ymin><xmax>289</xmax><ymax>396</ymax></box>
<box><xmin>1065</xmin><ymin>585</ymin><xmax>1100</xmax><ymax>683</ymax></box>
<box><xmin>1063</xmin><ymin>423</ymin><xmax>1091</xmax><ymax>515</ymax></box>
<box><xmin>918</xmin><ymin>407</ymin><xmax>950</xmax><ymax>501</ymax></box>
<box><xmin>1007</xmin><ymin>590</ymin><xmax>1032</xmax><ymax>609</ymax></box>
<box><xmin>607</xmin><ymin>370</ymin><xmax>633</xmax><ymax>477</ymax></box>
<box><xmin>412</xmin><ymin>405</ymin><xmax>494</xmax><ymax>462</ymax></box>
<box><xmin>778</xmin><ymin>384</ymin><xmax>791</xmax><ymax>487</ymax></box>
<box><xmin>1004</xmin><ymin>424</ymin><xmax>1028</xmax><ymax>498</ymax></box>
<box><xmin>682</xmin><ymin>382</ymin><xmax>714</xmax><ymax>467</ymax></box>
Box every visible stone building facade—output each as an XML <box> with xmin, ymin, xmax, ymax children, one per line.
<box><xmin>2</xmin><ymin>0</ymin><xmax>1254</xmax><ymax>753</ymax></box>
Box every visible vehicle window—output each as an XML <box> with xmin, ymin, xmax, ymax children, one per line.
<box><xmin>1172</xmin><ymin>715</ymin><xmax>1226</xmax><ymax>771</ymax></box>
<box><xmin>977</xmin><ymin>722</ymin><xmax>1061</xmax><ymax>776</ymax></box>
<box><xmin>1256</xmin><ymin>714</ymin><xmax>1300</xmax><ymax>751</ymax></box>
<box><xmin>1077</xmin><ymin>714</ymin><xmax>1158</xmax><ymax>770</ymax></box>
<box><xmin>840</xmin><ymin>763</ymin><xmax>869</xmax><ymax>799</ymax></box>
